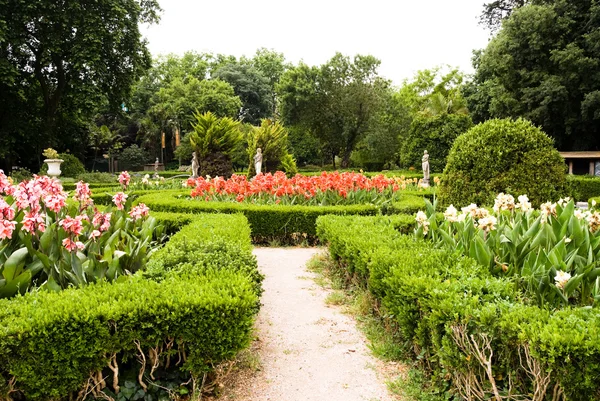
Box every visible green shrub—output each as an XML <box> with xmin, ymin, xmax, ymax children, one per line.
<box><xmin>0</xmin><ymin>212</ymin><xmax>261</xmax><ymax>399</ymax></box>
<box><xmin>400</xmin><ymin>114</ymin><xmax>472</xmax><ymax>172</ymax></box>
<box><xmin>316</xmin><ymin>213</ymin><xmax>600</xmax><ymax>400</ymax></box>
<box><xmin>76</xmin><ymin>171</ymin><xmax>116</xmax><ymax>183</ymax></box>
<box><xmin>138</xmin><ymin>191</ymin><xmax>379</xmax><ymax>243</ymax></box>
<box><xmin>389</xmin><ymin>194</ymin><xmax>427</xmax><ymax>214</ymax></box>
<box><xmin>438</xmin><ymin>118</ymin><xmax>567</xmax><ymax>207</ymax></box>
<box><xmin>119</xmin><ymin>144</ymin><xmax>149</xmax><ymax>171</ymax></box>
<box><xmin>8</xmin><ymin>167</ymin><xmax>33</xmax><ymax>182</ymax></box>
<box><xmin>247</xmin><ymin>119</ymin><xmax>297</xmax><ymax>175</ymax></box>
<box><xmin>39</xmin><ymin>153</ymin><xmax>86</xmax><ymax>178</ymax></box>
<box><xmin>0</xmin><ymin>271</ymin><xmax>257</xmax><ymax>399</ymax></box>
<box><xmin>145</xmin><ymin>214</ymin><xmax>262</xmax><ymax>299</ymax></box>
<box><xmin>568</xmin><ymin>175</ymin><xmax>600</xmax><ymax>201</ymax></box>
<box><xmin>190</xmin><ymin>111</ymin><xmax>242</xmax><ymax>179</ymax></box>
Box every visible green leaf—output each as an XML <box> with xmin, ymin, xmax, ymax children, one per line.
<box><xmin>0</xmin><ymin>270</ymin><xmax>32</xmax><ymax>297</ymax></box>
<box><xmin>564</xmin><ymin>274</ymin><xmax>584</xmax><ymax>294</ymax></box>
<box><xmin>2</xmin><ymin>248</ymin><xmax>29</xmax><ymax>281</ymax></box>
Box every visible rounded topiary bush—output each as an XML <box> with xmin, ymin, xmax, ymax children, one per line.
<box><xmin>438</xmin><ymin>118</ymin><xmax>567</xmax><ymax>207</ymax></box>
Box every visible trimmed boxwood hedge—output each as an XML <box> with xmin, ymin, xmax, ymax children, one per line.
<box><xmin>316</xmin><ymin>214</ymin><xmax>600</xmax><ymax>400</ymax></box>
<box><xmin>137</xmin><ymin>192</ymin><xmax>380</xmax><ymax>243</ymax></box>
<box><xmin>568</xmin><ymin>175</ymin><xmax>600</xmax><ymax>202</ymax></box>
<box><xmin>0</xmin><ymin>213</ymin><xmax>261</xmax><ymax>399</ymax></box>
<box><xmin>439</xmin><ymin>118</ymin><xmax>567</xmax><ymax>207</ymax></box>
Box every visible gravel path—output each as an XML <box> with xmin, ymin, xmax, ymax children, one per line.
<box><xmin>219</xmin><ymin>247</ymin><xmax>395</xmax><ymax>401</ymax></box>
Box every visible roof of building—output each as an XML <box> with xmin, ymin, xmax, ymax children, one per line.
<box><xmin>559</xmin><ymin>151</ymin><xmax>600</xmax><ymax>159</ymax></box>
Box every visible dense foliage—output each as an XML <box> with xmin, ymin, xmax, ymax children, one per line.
<box><xmin>400</xmin><ymin>113</ymin><xmax>472</xmax><ymax>172</ymax></box>
<box><xmin>465</xmin><ymin>0</ymin><xmax>600</xmax><ymax>150</ymax></box>
<box><xmin>438</xmin><ymin>118</ymin><xmax>567</xmax><ymax>207</ymax></box>
<box><xmin>0</xmin><ymin>0</ymin><xmax>160</xmax><ymax>171</ymax></box>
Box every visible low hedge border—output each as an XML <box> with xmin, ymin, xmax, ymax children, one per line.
<box><xmin>316</xmin><ymin>214</ymin><xmax>600</xmax><ymax>400</ymax></box>
<box><xmin>568</xmin><ymin>175</ymin><xmax>600</xmax><ymax>202</ymax></box>
<box><xmin>389</xmin><ymin>194</ymin><xmax>427</xmax><ymax>214</ymax></box>
<box><xmin>0</xmin><ymin>213</ymin><xmax>261</xmax><ymax>400</ymax></box>
<box><xmin>137</xmin><ymin>192</ymin><xmax>380</xmax><ymax>244</ymax></box>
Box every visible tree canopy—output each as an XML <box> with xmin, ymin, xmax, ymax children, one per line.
<box><xmin>278</xmin><ymin>53</ymin><xmax>388</xmax><ymax>168</ymax></box>
<box><xmin>465</xmin><ymin>0</ymin><xmax>600</xmax><ymax>150</ymax></box>
<box><xmin>0</xmin><ymin>0</ymin><xmax>161</xmax><ymax>171</ymax></box>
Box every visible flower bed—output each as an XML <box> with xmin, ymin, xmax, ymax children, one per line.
<box><xmin>416</xmin><ymin>194</ymin><xmax>600</xmax><ymax>308</ymax></box>
<box><xmin>0</xmin><ymin>172</ymin><xmax>160</xmax><ymax>298</ymax></box>
<box><xmin>188</xmin><ymin>171</ymin><xmax>436</xmax><ymax>206</ymax></box>
<box><xmin>137</xmin><ymin>190</ymin><xmax>380</xmax><ymax>244</ymax></box>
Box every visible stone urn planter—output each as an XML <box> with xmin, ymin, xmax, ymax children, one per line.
<box><xmin>44</xmin><ymin>159</ymin><xmax>64</xmax><ymax>178</ymax></box>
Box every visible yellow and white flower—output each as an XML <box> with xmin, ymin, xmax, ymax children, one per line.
<box><xmin>477</xmin><ymin>215</ymin><xmax>497</xmax><ymax>233</ymax></box>
<box><xmin>416</xmin><ymin>210</ymin><xmax>430</xmax><ymax>235</ymax></box>
<box><xmin>516</xmin><ymin>195</ymin><xmax>532</xmax><ymax>212</ymax></box>
<box><xmin>493</xmin><ymin>193</ymin><xmax>515</xmax><ymax>213</ymax></box>
<box><xmin>444</xmin><ymin>205</ymin><xmax>458</xmax><ymax>222</ymax></box>
<box><xmin>554</xmin><ymin>270</ymin><xmax>571</xmax><ymax>289</ymax></box>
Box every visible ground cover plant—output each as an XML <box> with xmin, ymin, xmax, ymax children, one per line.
<box><xmin>0</xmin><ymin>171</ymin><xmax>161</xmax><ymax>298</ymax></box>
<box><xmin>317</xmin><ymin>213</ymin><xmax>600</xmax><ymax>400</ymax></box>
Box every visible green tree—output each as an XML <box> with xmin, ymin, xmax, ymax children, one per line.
<box><xmin>247</xmin><ymin>48</ymin><xmax>290</xmax><ymax>116</ymax></box>
<box><xmin>213</xmin><ymin>63</ymin><xmax>273</xmax><ymax>125</ymax></box>
<box><xmin>189</xmin><ymin>111</ymin><xmax>242</xmax><ymax>178</ymax></box>
<box><xmin>397</xmin><ymin>67</ymin><xmax>467</xmax><ymax>115</ymax></box>
<box><xmin>351</xmin><ymin>88</ymin><xmax>411</xmax><ymax>170</ymax></box>
<box><xmin>479</xmin><ymin>0</ymin><xmax>529</xmax><ymax>31</ymax></box>
<box><xmin>0</xmin><ymin>0</ymin><xmax>160</xmax><ymax>171</ymax></box>
<box><xmin>400</xmin><ymin>114</ymin><xmax>473</xmax><ymax>172</ymax></box>
<box><xmin>278</xmin><ymin>53</ymin><xmax>387</xmax><ymax>168</ymax></box>
<box><xmin>421</xmin><ymin>92</ymin><xmax>469</xmax><ymax>117</ymax></box>
<box><xmin>465</xmin><ymin>1</ymin><xmax>600</xmax><ymax>150</ymax></box>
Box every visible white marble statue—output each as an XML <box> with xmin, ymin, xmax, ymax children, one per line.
<box><xmin>254</xmin><ymin>148</ymin><xmax>263</xmax><ymax>175</ymax></box>
<box><xmin>422</xmin><ymin>150</ymin><xmax>430</xmax><ymax>186</ymax></box>
<box><xmin>191</xmin><ymin>152</ymin><xmax>199</xmax><ymax>178</ymax></box>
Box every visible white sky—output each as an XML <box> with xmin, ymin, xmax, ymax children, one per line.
<box><xmin>141</xmin><ymin>0</ymin><xmax>491</xmax><ymax>86</ymax></box>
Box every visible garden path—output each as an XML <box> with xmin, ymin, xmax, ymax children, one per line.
<box><xmin>216</xmin><ymin>247</ymin><xmax>397</xmax><ymax>401</ymax></box>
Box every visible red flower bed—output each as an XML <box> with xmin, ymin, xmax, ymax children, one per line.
<box><xmin>188</xmin><ymin>171</ymin><xmax>424</xmax><ymax>205</ymax></box>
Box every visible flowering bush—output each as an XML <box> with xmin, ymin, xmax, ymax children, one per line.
<box><xmin>188</xmin><ymin>171</ymin><xmax>433</xmax><ymax>206</ymax></box>
<box><xmin>416</xmin><ymin>194</ymin><xmax>600</xmax><ymax>307</ymax></box>
<box><xmin>0</xmin><ymin>171</ymin><xmax>162</xmax><ymax>298</ymax></box>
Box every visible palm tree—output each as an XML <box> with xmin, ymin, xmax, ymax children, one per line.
<box><xmin>421</xmin><ymin>93</ymin><xmax>469</xmax><ymax>117</ymax></box>
<box><xmin>189</xmin><ymin>111</ymin><xmax>242</xmax><ymax>177</ymax></box>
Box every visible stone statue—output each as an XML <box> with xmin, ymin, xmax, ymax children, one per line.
<box><xmin>422</xmin><ymin>150</ymin><xmax>430</xmax><ymax>186</ymax></box>
<box><xmin>254</xmin><ymin>148</ymin><xmax>263</xmax><ymax>175</ymax></box>
<box><xmin>191</xmin><ymin>151</ymin><xmax>199</xmax><ymax>178</ymax></box>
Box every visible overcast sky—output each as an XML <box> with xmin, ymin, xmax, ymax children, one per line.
<box><xmin>140</xmin><ymin>0</ymin><xmax>491</xmax><ymax>86</ymax></box>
